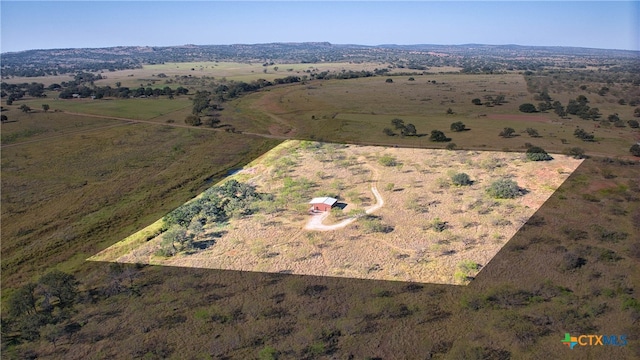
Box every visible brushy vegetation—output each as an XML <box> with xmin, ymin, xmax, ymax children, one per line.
<box><xmin>451</xmin><ymin>172</ymin><xmax>472</xmax><ymax>186</ymax></box>
<box><xmin>486</xmin><ymin>179</ymin><xmax>522</xmax><ymax>199</ymax></box>
<box><xmin>526</xmin><ymin>146</ymin><xmax>553</xmax><ymax>161</ymax></box>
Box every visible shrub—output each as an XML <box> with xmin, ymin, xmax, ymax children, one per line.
<box><xmin>574</xmin><ymin>128</ymin><xmax>595</xmax><ymax>142</ymax></box>
<box><xmin>184</xmin><ymin>115</ymin><xmax>201</xmax><ymax>126</ymax></box>
<box><xmin>487</xmin><ymin>179</ymin><xmax>522</xmax><ymax>199</ymax></box>
<box><xmin>445</xmin><ymin>142</ymin><xmax>457</xmax><ymax>150</ymax></box>
<box><xmin>499</xmin><ymin>127</ymin><xmax>516</xmax><ymax>138</ymax></box>
<box><xmin>519</xmin><ymin>103</ymin><xmax>537</xmax><ymax>113</ymax></box>
<box><xmin>361</xmin><ymin>215</ymin><xmax>393</xmax><ymax>233</ymax></box>
<box><xmin>429</xmin><ymin>130</ymin><xmax>450</xmax><ymax>142</ymax></box>
<box><xmin>451</xmin><ymin>172</ymin><xmax>472</xmax><ymax>186</ymax></box>
<box><xmin>450</xmin><ymin>121</ymin><xmax>466</xmax><ymax>132</ymax></box>
<box><xmin>378</xmin><ymin>155</ymin><xmax>397</xmax><ymax>166</ymax></box>
<box><xmin>628</xmin><ymin>120</ymin><xmax>639</xmax><ymax>128</ymax></box>
<box><xmin>471</xmin><ymin>98</ymin><xmax>482</xmax><ymax>105</ymax></box>
<box><xmin>526</xmin><ymin>146</ymin><xmax>553</xmax><ymax>161</ymax></box>
<box><xmin>631</xmin><ymin>144</ymin><xmax>640</xmax><ymax>157</ymax></box>
<box><xmin>525</xmin><ymin>128</ymin><xmax>539</xmax><ymax>137</ymax></box>
<box><xmin>382</xmin><ymin>128</ymin><xmax>395</xmax><ymax>136</ymax></box>
<box><xmin>430</xmin><ymin>218</ymin><xmax>448</xmax><ymax>232</ymax></box>
<box><xmin>385</xmin><ymin>78</ymin><xmax>393</xmax><ymax>83</ymax></box>
<box><xmin>564</xmin><ymin>147</ymin><xmax>586</xmax><ymax>159</ymax></box>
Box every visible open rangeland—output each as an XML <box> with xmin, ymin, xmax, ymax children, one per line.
<box><xmin>220</xmin><ymin>73</ymin><xmax>639</xmax><ymax>158</ymax></box>
<box><xmin>94</xmin><ymin>140</ymin><xmax>583</xmax><ymax>284</ymax></box>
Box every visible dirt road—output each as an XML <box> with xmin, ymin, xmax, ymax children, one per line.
<box><xmin>304</xmin><ymin>165</ymin><xmax>384</xmax><ymax>231</ymax></box>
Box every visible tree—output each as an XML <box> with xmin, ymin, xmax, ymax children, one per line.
<box><xmin>451</xmin><ymin>173</ymin><xmax>472</xmax><ymax>186</ymax></box>
<box><xmin>471</xmin><ymin>98</ymin><xmax>482</xmax><ymax>105</ymax></box>
<box><xmin>408</xmin><ymin>77</ymin><xmax>415</xmax><ymax>81</ymax></box>
<box><xmin>429</xmin><ymin>130</ymin><xmax>450</xmax><ymax>142</ymax></box>
<box><xmin>7</xmin><ymin>283</ymin><xmax>38</xmax><ymax>317</ymax></box>
<box><xmin>519</xmin><ymin>103</ymin><xmax>537</xmax><ymax>113</ymax></box>
<box><xmin>40</xmin><ymin>323</ymin><xmax>63</xmax><ymax>348</ymax></box>
<box><xmin>184</xmin><ymin>115</ymin><xmax>201</xmax><ymax>126</ymax></box>
<box><xmin>391</xmin><ymin>118</ymin><xmax>405</xmax><ymax>130</ymax></box>
<box><xmin>499</xmin><ymin>127</ymin><xmax>516</xmax><ymax>138</ymax></box>
<box><xmin>1</xmin><ymin>114</ymin><xmax>7</xmax><ymax>123</ymax></box>
<box><xmin>552</xmin><ymin>101</ymin><xmax>565</xmax><ymax>117</ymax></box>
<box><xmin>608</xmin><ymin>113</ymin><xmax>620</xmax><ymax>122</ymax></box>
<box><xmin>631</xmin><ymin>144</ymin><xmax>640</xmax><ymax>157</ymax></box>
<box><xmin>37</xmin><ymin>270</ymin><xmax>78</xmax><ymax>310</ymax></box>
<box><xmin>628</xmin><ymin>120</ymin><xmax>639</xmax><ymax>128</ymax></box>
<box><xmin>402</xmin><ymin>123</ymin><xmax>417</xmax><ymax>136</ymax></box>
<box><xmin>385</xmin><ymin>78</ymin><xmax>393</xmax><ymax>83</ymax></box>
<box><xmin>487</xmin><ymin>179</ymin><xmax>522</xmax><ymax>199</ymax></box>
<box><xmin>525</xmin><ymin>128</ymin><xmax>539</xmax><ymax>137</ymax></box>
<box><xmin>450</xmin><ymin>121</ymin><xmax>466</xmax><ymax>132</ymax></box>
<box><xmin>19</xmin><ymin>104</ymin><xmax>31</xmax><ymax>113</ymax></box>
<box><xmin>526</xmin><ymin>146</ymin><xmax>553</xmax><ymax>161</ymax></box>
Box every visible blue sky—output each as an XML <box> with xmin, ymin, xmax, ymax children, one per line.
<box><xmin>1</xmin><ymin>1</ymin><xmax>638</xmax><ymax>52</ymax></box>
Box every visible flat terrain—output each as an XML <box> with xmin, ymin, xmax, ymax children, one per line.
<box><xmin>222</xmin><ymin>74</ymin><xmax>639</xmax><ymax>158</ymax></box>
<box><xmin>95</xmin><ymin>141</ymin><xmax>583</xmax><ymax>284</ymax></box>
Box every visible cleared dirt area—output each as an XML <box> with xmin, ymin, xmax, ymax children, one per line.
<box><xmin>97</xmin><ymin>140</ymin><xmax>583</xmax><ymax>284</ymax></box>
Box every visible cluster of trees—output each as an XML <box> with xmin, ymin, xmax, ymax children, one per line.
<box><xmin>58</xmin><ymin>84</ymin><xmax>188</xmax><ymax>99</ymax></box>
<box><xmin>518</xmin><ymin>93</ymin><xmax>604</xmax><ymax>121</ymax></box>
<box><xmin>383</xmin><ymin>118</ymin><xmax>417</xmax><ymax>137</ymax></box>
<box><xmin>565</xmin><ymin>95</ymin><xmax>601</xmax><ymax>120</ymax></box>
<box><xmin>4</xmin><ymin>271</ymin><xmax>79</xmax><ymax>344</ymax></box>
<box><xmin>1</xmin><ymin>82</ymin><xmax>46</xmax><ymax>104</ymax></box>
<box><xmin>471</xmin><ymin>94</ymin><xmax>506</xmax><ymax>107</ymax></box>
<box><xmin>159</xmin><ymin>180</ymin><xmax>269</xmax><ymax>256</ymax></box>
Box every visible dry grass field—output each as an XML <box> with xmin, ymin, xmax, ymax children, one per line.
<box><xmin>96</xmin><ymin>140</ymin><xmax>583</xmax><ymax>284</ymax></box>
<box><xmin>222</xmin><ymin>74</ymin><xmax>640</xmax><ymax>158</ymax></box>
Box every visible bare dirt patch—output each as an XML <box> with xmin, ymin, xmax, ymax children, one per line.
<box><xmin>94</xmin><ymin>140</ymin><xmax>583</xmax><ymax>285</ymax></box>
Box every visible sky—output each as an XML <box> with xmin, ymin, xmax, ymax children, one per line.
<box><xmin>1</xmin><ymin>1</ymin><xmax>638</xmax><ymax>53</ymax></box>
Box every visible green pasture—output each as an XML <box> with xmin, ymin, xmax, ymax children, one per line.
<box><xmin>0</xmin><ymin>109</ymin><xmax>124</xmax><ymax>145</ymax></box>
<box><xmin>16</xmin><ymin>96</ymin><xmax>191</xmax><ymax>120</ymax></box>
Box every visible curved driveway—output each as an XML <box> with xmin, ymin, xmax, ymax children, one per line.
<box><xmin>304</xmin><ymin>165</ymin><xmax>384</xmax><ymax>231</ymax></box>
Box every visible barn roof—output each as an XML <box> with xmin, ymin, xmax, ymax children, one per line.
<box><xmin>309</xmin><ymin>197</ymin><xmax>338</xmax><ymax>206</ymax></box>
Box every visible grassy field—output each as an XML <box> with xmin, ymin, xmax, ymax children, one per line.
<box><xmin>1</xmin><ymin>64</ymin><xmax>639</xmax><ymax>359</ymax></box>
<box><xmin>84</xmin><ymin>61</ymin><xmax>390</xmax><ymax>88</ymax></box>
<box><xmin>1</xmin><ymin>110</ymin><xmax>281</xmax><ymax>288</ymax></box>
<box><xmin>16</xmin><ymin>96</ymin><xmax>191</xmax><ymax>121</ymax></box>
<box><xmin>98</xmin><ymin>140</ymin><xmax>584</xmax><ymax>285</ymax></box>
<box><xmin>221</xmin><ymin>74</ymin><xmax>640</xmax><ymax>157</ymax></box>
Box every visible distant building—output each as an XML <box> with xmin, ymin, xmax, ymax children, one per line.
<box><xmin>309</xmin><ymin>197</ymin><xmax>337</xmax><ymax>212</ymax></box>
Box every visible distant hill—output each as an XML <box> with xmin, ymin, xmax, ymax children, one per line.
<box><xmin>1</xmin><ymin>42</ymin><xmax>638</xmax><ymax>77</ymax></box>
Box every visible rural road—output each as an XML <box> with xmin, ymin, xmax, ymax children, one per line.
<box><xmin>304</xmin><ymin>165</ymin><xmax>384</xmax><ymax>231</ymax></box>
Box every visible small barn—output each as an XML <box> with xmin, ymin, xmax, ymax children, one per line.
<box><xmin>309</xmin><ymin>197</ymin><xmax>338</xmax><ymax>212</ymax></box>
